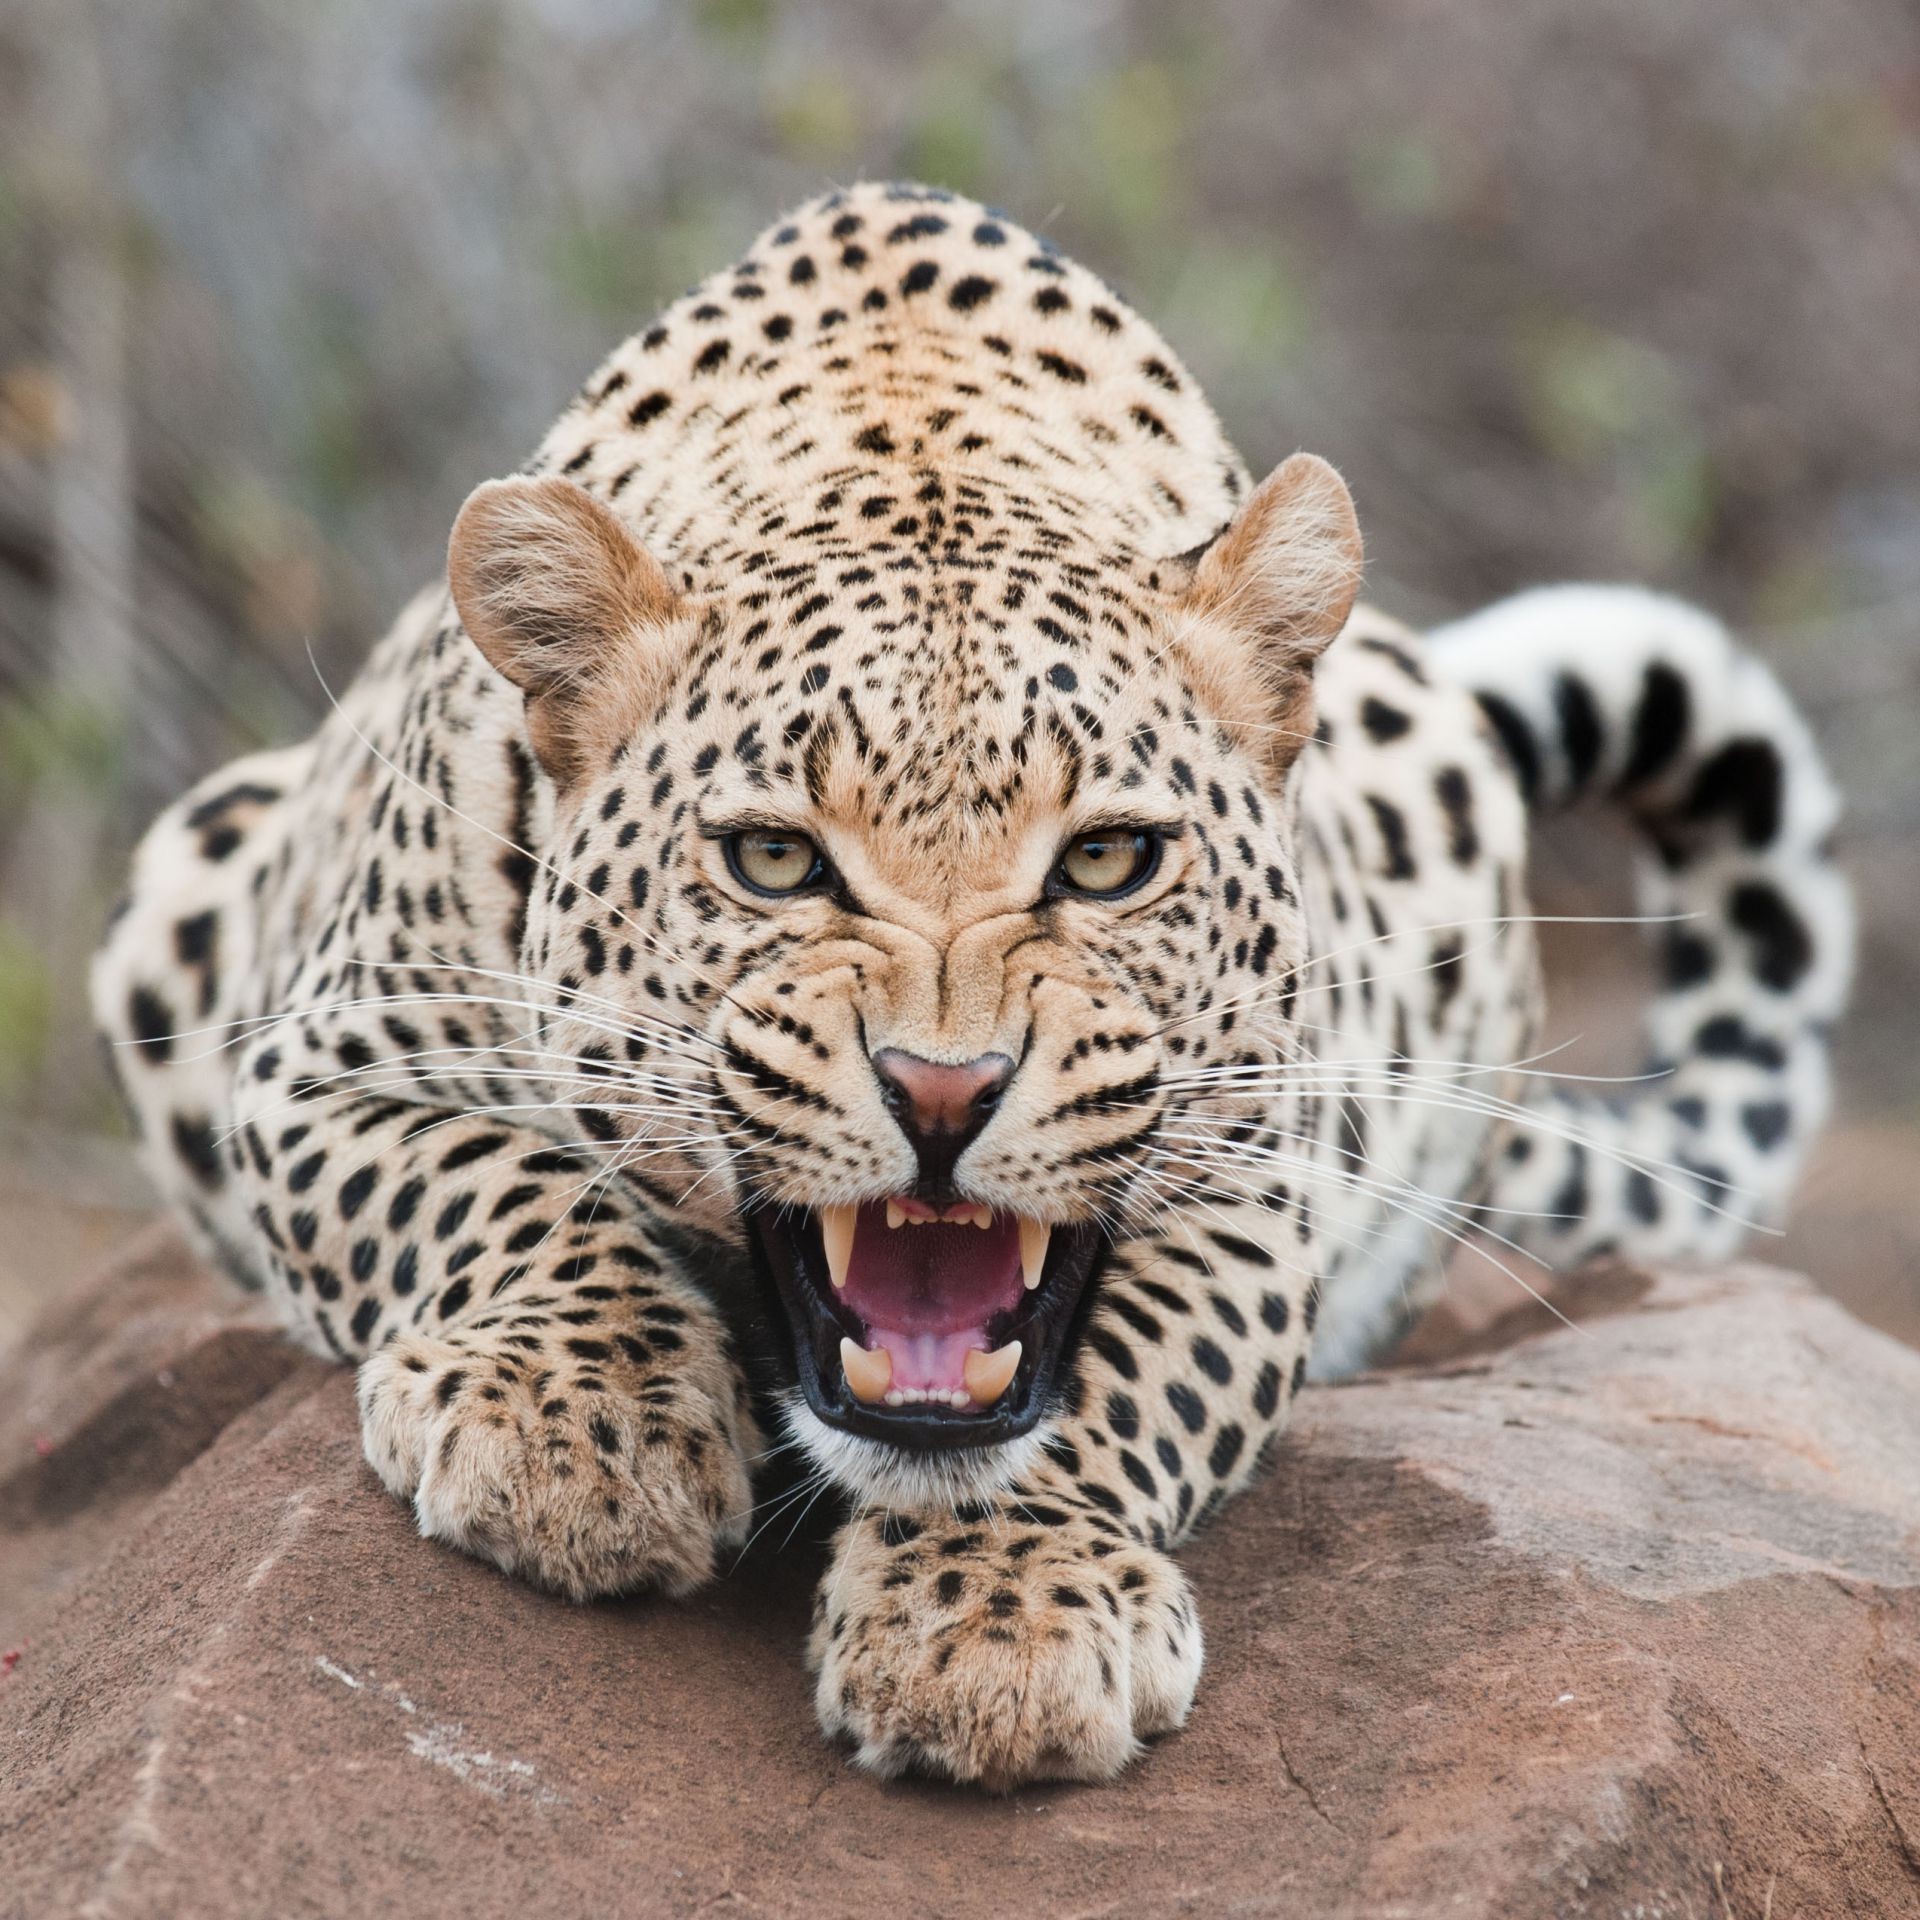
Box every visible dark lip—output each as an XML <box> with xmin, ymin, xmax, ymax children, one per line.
<box><xmin>745</xmin><ymin>1203</ymin><xmax>1107</xmax><ymax>1451</ymax></box>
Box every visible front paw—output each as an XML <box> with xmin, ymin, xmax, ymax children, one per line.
<box><xmin>357</xmin><ymin>1330</ymin><xmax>754</xmax><ymax>1601</ymax></box>
<box><xmin>809</xmin><ymin>1508</ymin><xmax>1203</xmax><ymax>1789</ymax></box>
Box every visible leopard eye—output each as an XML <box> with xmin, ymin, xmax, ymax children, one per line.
<box><xmin>1053</xmin><ymin>829</ymin><xmax>1161</xmax><ymax>900</ymax></box>
<box><xmin>725</xmin><ymin>829</ymin><xmax>826</xmax><ymax>897</ymax></box>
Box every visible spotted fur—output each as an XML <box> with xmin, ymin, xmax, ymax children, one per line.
<box><xmin>92</xmin><ymin>184</ymin><xmax>1850</xmax><ymax>1786</ymax></box>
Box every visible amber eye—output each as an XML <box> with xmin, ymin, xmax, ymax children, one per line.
<box><xmin>1053</xmin><ymin>829</ymin><xmax>1161</xmax><ymax>899</ymax></box>
<box><xmin>725</xmin><ymin>829</ymin><xmax>826</xmax><ymax>897</ymax></box>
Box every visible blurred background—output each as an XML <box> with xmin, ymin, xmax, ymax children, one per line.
<box><xmin>1</xmin><ymin>0</ymin><xmax>1915</xmax><ymax>1351</ymax></box>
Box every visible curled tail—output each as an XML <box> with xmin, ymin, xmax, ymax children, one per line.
<box><xmin>1428</xmin><ymin>584</ymin><xmax>1853</xmax><ymax>1268</ymax></box>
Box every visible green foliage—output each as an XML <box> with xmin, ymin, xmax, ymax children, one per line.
<box><xmin>1517</xmin><ymin>318</ymin><xmax>1712</xmax><ymax>567</ymax></box>
<box><xmin>0</xmin><ymin>688</ymin><xmax>126</xmax><ymax>800</ymax></box>
<box><xmin>1162</xmin><ymin>235</ymin><xmax>1308</xmax><ymax>366</ymax></box>
<box><xmin>0</xmin><ymin>920</ymin><xmax>54</xmax><ymax>1101</ymax></box>
<box><xmin>898</xmin><ymin>77</ymin><xmax>996</xmax><ymax>198</ymax></box>
<box><xmin>1063</xmin><ymin>61</ymin><xmax>1187</xmax><ymax>235</ymax></box>
<box><xmin>768</xmin><ymin>67</ymin><xmax>865</xmax><ymax>163</ymax></box>
<box><xmin>549</xmin><ymin>199</ymin><xmax>748</xmax><ymax>324</ymax></box>
<box><xmin>696</xmin><ymin>0</ymin><xmax>772</xmax><ymax>47</ymax></box>
<box><xmin>282</xmin><ymin>288</ymin><xmax>380</xmax><ymax>514</ymax></box>
<box><xmin>1347</xmin><ymin>129</ymin><xmax>1451</xmax><ymax>224</ymax></box>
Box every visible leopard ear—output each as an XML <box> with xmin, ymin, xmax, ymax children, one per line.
<box><xmin>448</xmin><ymin>475</ymin><xmax>683</xmax><ymax>786</ymax></box>
<box><xmin>1172</xmin><ymin>453</ymin><xmax>1363</xmax><ymax>770</ymax></box>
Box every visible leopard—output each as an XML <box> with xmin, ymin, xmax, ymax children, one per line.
<box><xmin>93</xmin><ymin>182</ymin><xmax>1852</xmax><ymax>1789</ymax></box>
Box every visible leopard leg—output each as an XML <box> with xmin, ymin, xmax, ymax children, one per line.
<box><xmin>230</xmin><ymin>1054</ymin><xmax>759</xmax><ymax>1600</ymax></box>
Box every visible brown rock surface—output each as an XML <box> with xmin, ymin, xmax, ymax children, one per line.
<box><xmin>3</xmin><ymin>1234</ymin><xmax>1918</xmax><ymax>1919</ymax></box>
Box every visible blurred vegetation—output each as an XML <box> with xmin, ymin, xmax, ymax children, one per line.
<box><xmin>1</xmin><ymin>0</ymin><xmax>1917</xmax><ymax>1146</ymax></box>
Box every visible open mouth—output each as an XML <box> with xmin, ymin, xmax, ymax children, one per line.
<box><xmin>748</xmin><ymin>1197</ymin><xmax>1105</xmax><ymax>1450</ymax></box>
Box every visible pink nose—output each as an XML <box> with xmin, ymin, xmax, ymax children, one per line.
<box><xmin>869</xmin><ymin>1049</ymin><xmax>1015</xmax><ymax>1186</ymax></box>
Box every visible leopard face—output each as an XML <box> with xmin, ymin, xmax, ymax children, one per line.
<box><xmin>449</xmin><ymin>384</ymin><xmax>1359</xmax><ymax>1505</ymax></box>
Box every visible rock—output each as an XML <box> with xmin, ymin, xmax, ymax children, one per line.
<box><xmin>2</xmin><ymin>1233</ymin><xmax>1917</xmax><ymax>1919</ymax></box>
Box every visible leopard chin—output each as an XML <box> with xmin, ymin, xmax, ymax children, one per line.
<box><xmin>747</xmin><ymin>1199</ymin><xmax>1107</xmax><ymax>1453</ymax></box>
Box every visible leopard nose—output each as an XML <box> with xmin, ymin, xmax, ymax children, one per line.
<box><xmin>870</xmin><ymin>1048</ymin><xmax>1015</xmax><ymax>1191</ymax></box>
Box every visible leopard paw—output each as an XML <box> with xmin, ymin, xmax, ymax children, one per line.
<box><xmin>358</xmin><ymin>1329</ymin><xmax>754</xmax><ymax>1601</ymax></box>
<box><xmin>808</xmin><ymin>1508</ymin><xmax>1203</xmax><ymax>1789</ymax></box>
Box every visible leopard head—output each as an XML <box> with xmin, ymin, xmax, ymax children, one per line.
<box><xmin>448</xmin><ymin>455</ymin><xmax>1360</xmax><ymax>1500</ymax></box>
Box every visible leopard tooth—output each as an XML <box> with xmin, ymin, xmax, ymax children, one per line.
<box><xmin>885</xmin><ymin>1199</ymin><xmax>906</xmax><ymax>1230</ymax></box>
<box><xmin>1018</xmin><ymin>1218</ymin><xmax>1050</xmax><ymax>1291</ymax></box>
<box><xmin>820</xmin><ymin>1204</ymin><xmax>856</xmax><ymax>1291</ymax></box>
<box><xmin>962</xmin><ymin>1340</ymin><xmax>1022</xmax><ymax>1409</ymax></box>
<box><xmin>839</xmin><ymin>1337</ymin><xmax>893</xmax><ymax>1405</ymax></box>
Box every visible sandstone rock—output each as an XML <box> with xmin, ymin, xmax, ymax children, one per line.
<box><xmin>2</xmin><ymin>1233</ymin><xmax>1917</xmax><ymax>1919</ymax></box>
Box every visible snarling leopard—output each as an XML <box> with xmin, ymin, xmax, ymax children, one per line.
<box><xmin>94</xmin><ymin>182</ymin><xmax>1851</xmax><ymax>1788</ymax></box>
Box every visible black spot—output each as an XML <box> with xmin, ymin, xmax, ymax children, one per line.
<box><xmin>1207</xmin><ymin>1424</ymin><xmax>1245</xmax><ymax>1479</ymax></box>
<box><xmin>128</xmin><ymin>987</ymin><xmax>175</xmax><ymax>1062</ymax></box>
<box><xmin>947</xmin><ymin>274</ymin><xmax>996</xmax><ymax>311</ymax></box>
<box><xmin>1251</xmin><ymin>1362</ymin><xmax>1282</xmax><ymax>1420</ymax></box>
<box><xmin>337</xmin><ymin>1165</ymin><xmax>376</xmax><ymax>1219</ymax></box>
<box><xmin>1084</xmin><ymin>1324</ymin><xmax>1138</xmax><ymax>1382</ymax></box>
<box><xmin>1360</xmin><ymin>697</ymin><xmax>1411</xmax><ymax>743</ymax></box>
<box><xmin>1618</xmin><ymin>662</ymin><xmax>1691</xmax><ymax>791</ymax></box>
<box><xmin>1695</xmin><ymin>1016</ymin><xmax>1787</xmax><ymax>1071</ymax></box>
<box><xmin>899</xmin><ymin>260</ymin><xmax>939</xmax><ymax>296</ymax></box>
<box><xmin>1551</xmin><ymin>1144</ymin><xmax>1590</xmax><ymax>1226</ymax></box>
<box><xmin>434</xmin><ymin>1192</ymin><xmax>476</xmax><ymax>1241</ymax></box>
<box><xmin>628</xmin><ymin>390</ymin><xmax>671</xmax><ymax>427</ymax></box>
<box><xmin>1553</xmin><ymin>673</ymin><xmax>1604</xmax><ymax>792</ymax></box>
<box><xmin>1165</xmin><ymin>1381</ymin><xmax>1207</xmax><ymax>1433</ymax></box>
<box><xmin>1685</xmin><ymin>739</ymin><xmax>1784</xmax><ymax>848</ymax></box>
<box><xmin>1206</xmin><ymin>1228</ymin><xmax>1273</xmax><ymax>1270</ymax></box>
<box><xmin>169</xmin><ymin>1113</ymin><xmax>224</xmax><ymax>1191</ymax></box>
<box><xmin>1475</xmin><ymin>692</ymin><xmax>1540</xmax><ymax>803</ymax></box>
<box><xmin>1625</xmin><ymin>1167</ymin><xmax>1661</xmax><ymax>1224</ymax></box>
<box><xmin>1743</xmin><ymin>1099</ymin><xmax>1791</xmax><ymax>1150</ymax></box>
<box><xmin>1662</xmin><ymin>928</ymin><xmax>1716</xmax><ymax>989</ymax></box>
<box><xmin>1190</xmin><ymin>1337</ymin><xmax>1231</xmax><ymax>1385</ymax></box>
<box><xmin>1728</xmin><ymin>882</ymin><xmax>1814</xmax><ymax>991</ymax></box>
<box><xmin>1434</xmin><ymin>766</ymin><xmax>1479</xmax><ymax>865</ymax></box>
<box><xmin>1365</xmin><ymin>795</ymin><xmax>1415</xmax><ymax>881</ymax></box>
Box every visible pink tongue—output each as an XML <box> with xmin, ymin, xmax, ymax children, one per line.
<box><xmin>840</xmin><ymin>1203</ymin><xmax>1023</xmax><ymax>1393</ymax></box>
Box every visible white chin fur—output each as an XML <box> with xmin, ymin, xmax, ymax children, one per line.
<box><xmin>780</xmin><ymin>1389</ymin><xmax>1051</xmax><ymax>1512</ymax></box>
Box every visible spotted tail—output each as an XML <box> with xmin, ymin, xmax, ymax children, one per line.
<box><xmin>1427</xmin><ymin>585</ymin><xmax>1852</xmax><ymax>1267</ymax></box>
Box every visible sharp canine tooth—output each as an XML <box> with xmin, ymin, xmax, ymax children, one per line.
<box><xmin>962</xmin><ymin>1340</ymin><xmax>1022</xmax><ymax>1408</ymax></box>
<box><xmin>840</xmin><ymin>1337</ymin><xmax>892</xmax><ymax>1404</ymax></box>
<box><xmin>820</xmin><ymin>1205</ymin><xmax>856</xmax><ymax>1290</ymax></box>
<box><xmin>885</xmin><ymin>1200</ymin><xmax>905</xmax><ymax>1230</ymax></box>
<box><xmin>1019</xmin><ymin>1218</ymin><xmax>1050</xmax><ymax>1291</ymax></box>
